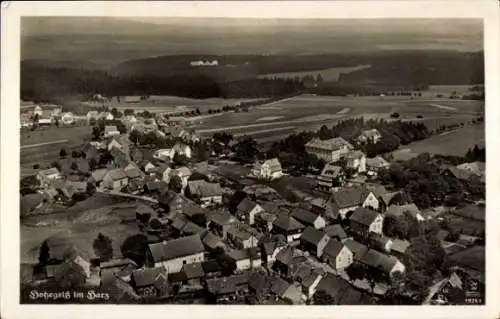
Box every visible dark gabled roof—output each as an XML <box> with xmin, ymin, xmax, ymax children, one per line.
<box><xmin>207</xmin><ymin>209</ymin><xmax>237</xmax><ymax>226</ymax></box>
<box><xmin>201</xmin><ymin>231</ymin><xmax>226</xmax><ymax>250</ymax></box>
<box><xmin>452</xmin><ymin>205</ymin><xmax>485</xmax><ymax>222</ymax></box>
<box><xmin>291</xmin><ymin>208</ymin><xmax>321</xmax><ymax>226</ymax></box>
<box><xmin>300</xmin><ymin>227</ymin><xmax>328</xmax><ymax>246</ymax></box>
<box><xmin>187</xmin><ymin>180</ymin><xmax>223</xmax><ymax>198</ymax></box>
<box><xmin>447</xmin><ymin>246</ymin><xmax>485</xmax><ymax>273</ymax></box>
<box><xmin>390</xmin><ymin>239</ymin><xmax>411</xmax><ymax>254</ymax></box>
<box><xmin>237</xmin><ymin>198</ymin><xmax>259</xmax><ymax>215</ymax></box>
<box><xmin>344</xmin><ymin>240</ymin><xmax>369</xmax><ymax>259</ymax></box>
<box><xmin>206</xmin><ymin>273</ymin><xmax>250</xmax><ymax>295</ymax></box>
<box><xmin>21</xmin><ymin>193</ymin><xmax>44</xmax><ymax>215</ymax></box>
<box><xmin>227</xmin><ymin>249</ymin><xmax>250</xmax><ymax>261</ymax></box>
<box><xmin>148</xmin><ymin>235</ymin><xmax>205</xmax><ymax>262</ymax></box>
<box><xmin>323</xmin><ymin>240</ymin><xmax>346</xmax><ymax>258</ymax></box>
<box><xmin>324</xmin><ymin>224</ymin><xmax>348</xmax><ymax>240</ymax></box>
<box><xmin>124</xmin><ymin>166</ymin><xmax>143</xmax><ymax>179</ymax></box>
<box><xmin>136</xmin><ymin>204</ymin><xmax>155</xmax><ymax>216</ymax></box>
<box><xmin>100</xmin><ymin>258</ymin><xmax>137</xmax><ymax>270</ymax></box>
<box><xmin>386</xmin><ymin>204</ymin><xmax>421</xmax><ymax>219</ymax></box>
<box><xmin>106</xmin><ymin>168</ymin><xmax>128</xmax><ymax>181</ymax></box>
<box><xmin>359</xmin><ymin>249</ymin><xmax>400</xmax><ymax>273</ymax></box>
<box><xmin>273</xmin><ymin>214</ymin><xmax>305</xmax><ymax>232</ymax></box>
<box><xmin>132</xmin><ymin>267</ymin><xmax>168</xmax><ymax>288</ymax></box>
<box><xmin>181</xmin><ymin>262</ymin><xmax>205</xmax><ymax>279</ymax></box>
<box><xmin>202</xmin><ymin>259</ymin><xmax>222</xmax><ymax>274</ymax></box>
<box><xmin>261</xmin><ymin>235</ymin><xmax>287</xmax><ymax>255</ymax></box>
<box><xmin>168</xmin><ymin>271</ymin><xmax>187</xmax><ymax>284</ymax></box>
<box><xmin>332</xmin><ymin>185</ymin><xmax>372</xmax><ymax>209</ymax></box>
<box><xmin>269</xmin><ymin>276</ymin><xmax>292</xmax><ymax>296</ymax></box>
<box><xmin>316</xmin><ymin>274</ymin><xmax>350</xmax><ymax>299</ymax></box>
<box><xmin>349</xmin><ymin>207</ymin><xmax>380</xmax><ymax>227</ymax></box>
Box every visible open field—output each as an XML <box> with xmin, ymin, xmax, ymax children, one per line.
<box><xmin>21</xmin><ymin>195</ymin><xmax>143</xmax><ymax>263</ymax></box>
<box><xmin>420</xmin><ymin>85</ymin><xmax>482</xmax><ymax>98</ymax></box>
<box><xmin>257</xmin><ymin>65</ymin><xmax>371</xmax><ymax>82</ymax></box>
<box><xmin>194</xmin><ymin>95</ymin><xmax>483</xmax><ymax>139</ymax></box>
<box><xmin>21</xmin><ymin>126</ymin><xmax>92</xmax><ymax>169</ymax></box>
<box><xmin>395</xmin><ymin>123</ymin><xmax>484</xmax><ymax>157</ymax></box>
<box><xmin>103</xmin><ymin>97</ymin><xmax>265</xmax><ymax>113</ymax></box>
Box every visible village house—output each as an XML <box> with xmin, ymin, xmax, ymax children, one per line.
<box><xmin>124</xmin><ymin>163</ymin><xmax>144</xmax><ymax>183</ymax></box>
<box><xmin>269</xmin><ymin>277</ymin><xmax>303</xmax><ymax>305</ymax></box>
<box><xmin>366</xmin><ymin>156</ymin><xmax>390</xmax><ymax>173</ymax></box>
<box><xmin>298</xmin><ymin>227</ymin><xmax>330</xmax><ymax>258</ymax></box>
<box><xmin>61</xmin><ymin>112</ymin><xmax>75</xmax><ymax>125</ymax></box>
<box><xmin>272</xmin><ymin>214</ymin><xmax>306</xmax><ymax>243</ymax></box>
<box><xmin>172</xmin><ymin>143</ymin><xmax>192</xmax><ymax>159</ymax></box>
<box><xmin>153</xmin><ymin>149</ymin><xmax>174</xmax><ymax>162</ymax></box>
<box><xmin>344</xmin><ymin>239</ymin><xmax>369</xmax><ymax>262</ymax></box>
<box><xmin>456</xmin><ymin>162</ymin><xmax>485</xmax><ymax>179</ymax></box>
<box><xmin>33</xmin><ymin>105</ymin><xmax>43</xmax><ymax>117</ymax></box>
<box><xmin>99</xmin><ymin>112</ymin><xmax>114</xmax><ymax>121</ymax></box>
<box><xmin>348</xmin><ymin>207</ymin><xmax>384</xmax><ymax>238</ymax></box>
<box><xmin>390</xmin><ymin>238</ymin><xmax>411</xmax><ymax>260</ymax></box>
<box><xmin>82</xmin><ymin>143</ymin><xmax>100</xmax><ymax>162</ymax></box>
<box><xmin>102</xmin><ymin>169</ymin><xmax>129</xmax><ymax>190</ymax></box>
<box><xmin>147</xmin><ymin>234</ymin><xmax>206</xmax><ymax>273</ymax></box>
<box><xmin>207</xmin><ymin>209</ymin><xmax>238</xmax><ymax>239</ymax></box>
<box><xmin>179</xmin><ymin>262</ymin><xmax>206</xmax><ymax>286</ymax></box>
<box><xmin>316</xmin><ymin>164</ymin><xmax>345</xmax><ymax>191</ymax></box>
<box><xmin>426</xmin><ymin>272</ymin><xmax>466</xmax><ymax>305</ymax></box>
<box><xmin>86</xmin><ymin>111</ymin><xmax>99</xmax><ymax>123</ymax></box>
<box><xmin>324</xmin><ymin>224</ymin><xmax>349</xmax><ymax>242</ymax></box>
<box><xmin>330</xmin><ymin>186</ymin><xmax>380</xmax><ymax>219</ymax></box>
<box><xmin>290</xmin><ymin>263</ymin><xmax>324</xmax><ymax>300</ymax></box>
<box><xmin>37</xmin><ymin>110</ymin><xmax>54</xmax><ymax>126</ymax></box>
<box><xmin>342</xmin><ymin>150</ymin><xmax>367</xmax><ymax>174</ymax></box>
<box><xmin>186</xmin><ymin>180</ymin><xmax>223</xmax><ymax>208</ymax></box>
<box><xmin>200</xmin><ymin>231</ymin><xmax>227</xmax><ymax>252</ymax></box>
<box><xmin>305</xmin><ymin>137</ymin><xmax>354</xmax><ymax>163</ymax></box>
<box><xmin>358</xmin><ymin>249</ymin><xmax>405</xmax><ymax>279</ymax></box>
<box><xmin>236</xmin><ymin>198</ymin><xmax>264</xmax><ymax>225</ymax></box>
<box><xmin>368</xmin><ymin>233</ymin><xmax>393</xmax><ymax>253</ymax></box>
<box><xmin>254</xmin><ymin>212</ymin><xmax>278</xmax><ymax>233</ymax></box>
<box><xmin>206</xmin><ymin>273</ymin><xmax>250</xmax><ymax>303</ymax></box>
<box><xmin>104</xmin><ymin>125</ymin><xmax>121</xmax><ymax>138</ymax></box>
<box><xmin>259</xmin><ymin>235</ymin><xmax>288</xmax><ymax>267</ymax></box>
<box><xmin>99</xmin><ymin>258</ymin><xmax>138</xmax><ymax>283</ymax></box>
<box><xmin>322</xmin><ymin>240</ymin><xmax>353</xmax><ymax>271</ymax></box>
<box><xmin>142</xmin><ymin>161</ymin><xmax>156</xmax><ymax>174</ymax></box>
<box><xmin>226</xmin><ymin>224</ymin><xmax>260</xmax><ymax>249</ymax></box>
<box><xmin>37</xmin><ymin>167</ymin><xmax>62</xmax><ymax>186</ymax></box>
<box><xmin>386</xmin><ymin>203</ymin><xmax>425</xmax><ymax>222</ymax></box>
<box><xmin>109</xmin><ymin>147</ymin><xmax>130</xmax><ymax>168</ymax></box>
<box><xmin>291</xmin><ymin>207</ymin><xmax>326</xmax><ymax>230</ymax></box>
<box><xmin>273</xmin><ymin>246</ymin><xmax>308</xmax><ymax>277</ymax></box>
<box><xmin>130</xmin><ymin>267</ymin><xmax>169</xmax><ymax>298</ymax></box>
<box><xmin>356</xmin><ymin>129</ymin><xmax>382</xmax><ymax>145</ymax></box>
<box><xmin>309</xmin><ymin>197</ymin><xmax>338</xmax><ymax>222</ymax></box>
<box><xmin>201</xmin><ymin>260</ymin><xmax>223</xmax><ymax>279</ymax></box>
<box><xmin>314</xmin><ymin>273</ymin><xmax>374</xmax><ymax>305</ymax></box>
<box><xmin>57</xmin><ymin>180</ymin><xmax>87</xmax><ymax>200</ymax></box>
<box><xmin>250</xmin><ymin>158</ymin><xmax>283</xmax><ymax>180</ymax></box>
<box><xmin>227</xmin><ymin>248</ymin><xmax>262</xmax><ymax>271</ymax></box>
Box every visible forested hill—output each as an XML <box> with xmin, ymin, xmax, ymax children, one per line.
<box><xmin>21</xmin><ymin>50</ymin><xmax>483</xmax><ymax>102</ymax></box>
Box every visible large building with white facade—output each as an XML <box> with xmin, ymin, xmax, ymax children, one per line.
<box><xmin>305</xmin><ymin>137</ymin><xmax>354</xmax><ymax>163</ymax></box>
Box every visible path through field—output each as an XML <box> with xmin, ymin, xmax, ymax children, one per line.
<box><xmin>20</xmin><ymin>139</ymin><xmax>68</xmax><ymax>149</ymax></box>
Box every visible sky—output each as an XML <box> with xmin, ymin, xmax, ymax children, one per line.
<box><xmin>21</xmin><ymin>17</ymin><xmax>483</xmax><ymax>67</ymax></box>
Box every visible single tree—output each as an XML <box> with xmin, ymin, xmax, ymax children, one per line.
<box><xmin>88</xmin><ymin>158</ymin><xmax>98</xmax><ymax>171</ymax></box>
<box><xmin>169</xmin><ymin>175</ymin><xmax>183</xmax><ymax>194</ymax></box>
<box><xmin>93</xmin><ymin>233</ymin><xmax>113</xmax><ymax>262</ymax></box>
<box><xmin>86</xmin><ymin>182</ymin><xmax>96</xmax><ymax>195</ymax></box>
<box><xmin>71</xmin><ymin>150</ymin><xmax>80</xmax><ymax>158</ymax></box>
<box><xmin>59</xmin><ymin>148</ymin><xmax>67</xmax><ymax>158</ymax></box>
<box><xmin>70</xmin><ymin>161</ymin><xmax>78</xmax><ymax>171</ymax></box>
<box><xmin>120</xmin><ymin>234</ymin><xmax>149</xmax><ymax>267</ymax></box>
<box><xmin>38</xmin><ymin>240</ymin><xmax>50</xmax><ymax>266</ymax></box>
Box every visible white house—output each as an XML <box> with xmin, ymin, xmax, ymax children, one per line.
<box><xmin>107</xmin><ymin>139</ymin><xmax>123</xmax><ymax>152</ymax></box>
<box><xmin>343</xmin><ymin>150</ymin><xmax>367</xmax><ymax>174</ymax></box>
<box><xmin>331</xmin><ymin>186</ymin><xmax>380</xmax><ymax>219</ymax></box>
<box><xmin>322</xmin><ymin>240</ymin><xmax>353</xmax><ymax>271</ymax></box>
<box><xmin>102</xmin><ymin>169</ymin><xmax>129</xmax><ymax>190</ymax></box>
<box><xmin>227</xmin><ymin>248</ymin><xmax>262</xmax><ymax>271</ymax></box>
<box><xmin>305</xmin><ymin>137</ymin><xmax>354</xmax><ymax>163</ymax></box>
<box><xmin>104</xmin><ymin>125</ymin><xmax>120</xmax><ymax>138</ymax></box>
<box><xmin>236</xmin><ymin>198</ymin><xmax>264</xmax><ymax>225</ymax></box>
<box><xmin>357</xmin><ymin>129</ymin><xmax>382</xmax><ymax>144</ymax></box>
<box><xmin>299</xmin><ymin>227</ymin><xmax>330</xmax><ymax>258</ymax></box>
<box><xmin>291</xmin><ymin>208</ymin><xmax>326</xmax><ymax>230</ymax></box>
<box><xmin>317</xmin><ymin>164</ymin><xmax>345</xmax><ymax>191</ymax></box>
<box><xmin>348</xmin><ymin>207</ymin><xmax>384</xmax><ymax>237</ymax></box>
<box><xmin>37</xmin><ymin>167</ymin><xmax>61</xmax><ymax>186</ymax></box>
<box><xmin>86</xmin><ymin>111</ymin><xmax>99</xmax><ymax>122</ymax></box>
<box><xmin>186</xmin><ymin>180</ymin><xmax>223</xmax><ymax>208</ymax></box>
<box><xmin>33</xmin><ymin>105</ymin><xmax>43</xmax><ymax>117</ymax></box>
<box><xmin>226</xmin><ymin>225</ymin><xmax>260</xmax><ymax>249</ymax></box>
<box><xmin>172</xmin><ymin>143</ymin><xmax>192</xmax><ymax>159</ymax></box>
<box><xmin>251</xmin><ymin>158</ymin><xmax>283</xmax><ymax>180</ymax></box>
<box><xmin>154</xmin><ymin>149</ymin><xmax>174</xmax><ymax>162</ymax></box>
<box><xmin>359</xmin><ymin>249</ymin><xmax>406</xmax><ymax>278</ymax></box>
<box><xmin>61</xmin><ymin>112</ymin><xmax>75</xmax><ymax>125</ymax></box>
<box><xmin>147</xmin><ymin>235</ymin><xmax>206</xmax><ymax>273</ymax></box>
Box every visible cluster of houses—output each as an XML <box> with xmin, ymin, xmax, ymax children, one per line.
<box><xmin>21</xmin><ymin>113</ymin><xmax>485</xmax><ymax>305</ymax></box>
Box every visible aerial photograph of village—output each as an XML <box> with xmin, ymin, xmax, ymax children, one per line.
<box><xmin>19</xmin><ymin>17</ymin><xmax>485</xmax><ymax>305</ymax></box>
